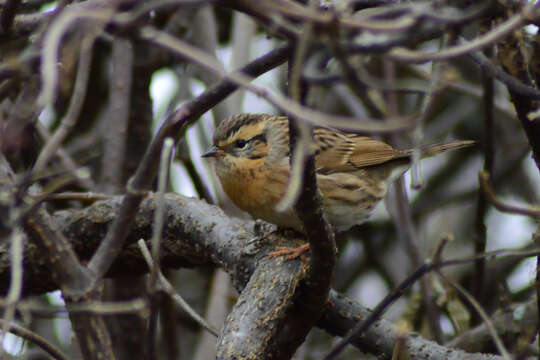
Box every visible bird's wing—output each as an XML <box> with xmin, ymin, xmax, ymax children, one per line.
<box><xmin>313</xmin><ymin>129</ymin><xmax>405</xmax><ymax>173</ymax></box>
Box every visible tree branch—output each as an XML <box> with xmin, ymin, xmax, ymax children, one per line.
<box><xmin>2</xmin><ymin>193</ymin><xmax>512</xmax><ymax>360</ymax></box>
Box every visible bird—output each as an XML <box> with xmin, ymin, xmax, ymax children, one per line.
<box><xmin>203</xmin><ymin>113</ymin><xmax>473</xmax><ymax>255</ymax></box>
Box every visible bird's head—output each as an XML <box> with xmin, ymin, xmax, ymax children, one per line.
<box><xmin>202</xmin><ymin>114</ymin><xmax>289</xmax><ymax>175</ymax></box>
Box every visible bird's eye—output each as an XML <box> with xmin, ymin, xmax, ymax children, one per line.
<box><xmin>234</xmin><ymin>139</ymin><xmax>248</xmax><ymax>149</ymax></box>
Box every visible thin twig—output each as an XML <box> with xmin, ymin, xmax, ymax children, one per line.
<box><xmin>228</xmin><ymin>0</ymin><xmax>407</xmax><ymax>35</ymax></box>
<box><xmin>34</xmin><ymin>29</ymin><xmax>98</xmax><ymax>174</ymax></box>
<box><xmin>139</xmin><ymin>26</ymin><xmax>414</xmax><ymax>133</ymax></box>
<box><xmin>473</xmin><ymin>45</ymin><xmax>495</xmax><ymax>315</ymax></box>
<box><xmin>0</xmin><ymin>319</ymin><xmax>69</xmax><ymax>360</ymax></box>
<box><xmin>0</xmin><ymin>228</ymin><xmax>24</xmax><ymax>358</ymax></box>
<box><xmin>325</xmin><ymin>261</ymin><xmax>431</xmax><ymax>359</ymax></box>
<box><xmin>37</xmin><ymin>5</ymin><xmax>113</xmax><ymax>107</ymax></box>
<box><xmin>138</xmin><ymin>240</ymin><xmax>219</xmax><ymax>337</ymax></box>
<box><xmin>468</xmin><ymin>46</ymin><xmax>540</xmax><ymax>100</ymax></box>
<box><xmin>330</xmin><ymin>30</ymin><xmax>386</xmax><ymax>118</ymax></box>
<box><xmin>275</xmin><ymin>11</ymin><xmax>315</xmax><ymax>212</ymax></box>
<box><xmin>479</xmin><ymin>171</ymin><xmax>540</xmax><ymax>218</ymax></box>
<box><xmin>145</xmin><ymin>137</ymin><xmax>174</xmax><ymax>358</ymax></box>
<box><xmin>387</xmin><ymin>2</ymin><xmax>540</xmax><ymax>64</ymax></box>
<box><xmin>392</xmin><ymin>179</ymin><xmax>443</xmax><ymax>343</ymax></box>
<box><xmin>436</xmin><ymin>271</ymin><xmax>511</xmax><ymax>360</ymax></box>
<box><xmin>41</xmin><ymin>191</ymin><xmax>110</xmax><ymax>202</ymax></box>
<box><xmin>35</xmin><ymin>123</ymin><xmax>95</xmax><ymax>189</ymax></box>
<box><xmin>0</xmin><ymin>298</ymin><xmax>148</xmax><ymax>315</ymax></box>
<box><xmin>325</xmin><ymin>233</ymin><xmax>455</xmax><ymax>359</ymax></box>
<box><xmin>274</xmin><ymin>123</ymin><xmax>311</xmax><ymax>212</ymax></box>
<box><xmin>410</xmin><ymin>34</ymin><xmax>452</xmax><ymax>189</ymax></box>
<box><xmin>324</xmin><ymin>236</ymin><xmax>539</xmax><ymax>359</ymax></box>
<box><xmin>150</xmin><ymin>138</ymin><xmax>174</xmax><ymax>286</ymax></box>
<box><xmin>26</xmin><ymin>207</ymin><xmax>94</xmax><ymax>294</ymax></box>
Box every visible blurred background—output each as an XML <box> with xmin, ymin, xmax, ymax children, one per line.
<box><xmin>1</xmin><ymin>0</ymin><xmax>539</xmax><ymax>359</ymax></box>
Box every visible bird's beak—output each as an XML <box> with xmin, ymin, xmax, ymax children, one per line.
<box><xmin>202</xmin><ymin>146</ymin><xmax>220</xmax><ymax>158</ymax></box>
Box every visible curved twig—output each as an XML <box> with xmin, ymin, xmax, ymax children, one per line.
<box><xmin>387</xmin><ymin>3</ymin><xmax>540</xmax><ymax>64</ymax></box>
<box><xmin>479</xmin><ymin>171</ymin><xmax>540</xmax><ymax>218</ymax></box>
<box><xmin>0</xmin><ymin>319</ymin><xmax>69</xmax><ymax>360</ymax></box>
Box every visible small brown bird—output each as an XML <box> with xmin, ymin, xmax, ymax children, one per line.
<box><xmin>203</xmin><ymin>113</ymin><xmax>473</xmax><ymax>234</ymax></box>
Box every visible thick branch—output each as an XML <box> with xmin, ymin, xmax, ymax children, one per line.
<box><xmin>4</xmin><ymin>194</ymin><xmax>507</xmax><ymax>360</ymax></box>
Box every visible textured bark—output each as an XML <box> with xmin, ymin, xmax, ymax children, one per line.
<box><xmin>1</xmin><ymin>193</ymin><xmax>507</xmax><ymax>360</ymax></box>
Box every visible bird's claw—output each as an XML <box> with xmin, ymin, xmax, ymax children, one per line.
<box><xmin>268</xmin><ymin>243</ymin><xmax>310</xmax><ymax>262</ymax></box>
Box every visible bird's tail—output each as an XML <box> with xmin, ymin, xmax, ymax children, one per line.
<box><xmin>407</xmin><ymin>140</ymin><xmax>475</xmax><ymax>158</ymax></box>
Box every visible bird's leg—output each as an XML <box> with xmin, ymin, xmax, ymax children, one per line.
<box><xmin>268</xmin><ymin>243</ymin><xmax>310</xmax><ymax>260</ymax></box>
<box><xmin>258</xmin><ymin>227</ymin><xmax>309</xmax><ymax>260</ymax></box>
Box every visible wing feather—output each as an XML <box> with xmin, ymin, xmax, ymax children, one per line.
<box><xmin>314</xmin><ymin>129</ymin><xmax>405</xmax><ymax>173</ymax></box>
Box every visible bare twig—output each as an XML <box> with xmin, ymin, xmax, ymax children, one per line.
<box><xmin>223</xmin><ymin>0</ymin><xmax>484</xmax><ymax>34</ymax></box>
<box><xmin>143</xmin><ymin>137</ymin><xmax>174</xmax><ymax>358</ymax></box>
<box><xmin>446</xmin><ymin>298</ymin><xmax>537</xmax><ymax>352</ymax></box>
<box><xmin>387</xmin><ymin>3</ymin><xmax>540</xmax><ymax>64</ymax></box>
<box><xmin>473</xmin><ymin>46</ymin><xmax>495</xmax><ymax>314</ymax></box>
<box><xmin>34</xmin><ymin>29</ymin><xmax>98</xmax><ymax>174</ymax></box>
<box><xmin>436</xmin><ymin>271</ymin><xmax>511</xmax><ymax>360</ymax></box>
<box><xmin>329</xmin><ymin>30</ymin><xmax>386</xmax><ymax>118</ymax></box>
<box><xmin>138</xmin><ymin>240</ymin><xmax>219</xmax><ymax>337</ymax></box>
<box><xmin>41</xmin><ymin>191</ymin><xmax>110</xmax><ymax>202</ymax></box>
<box><xmin>324</xmin><ymin>234</ymin><xmax>537</xmax><ymax>359</ymax></box>
<box><xmin>468</xmin><ymin>47</ymin><xmax>540</xmax><ymax>100</ymax></box>
<box><xmin>479</xmin><ymin>171</ymin><xmax>540</xmax><ymax>218</ymax></box>
<box><xmin>139</xmin><ymin>26</ymin><xmax>414</xmax><ymax>133</ymax></box>
<box><xmin>38</xmin><ymin>4</ymin><xmax>113</xmax><ymax>107</ymax></box>
<box><xmin>35</xmin><ymin>123</ymin><xmax>95</xmax><ymax>190</ymax></box>
<box><xmin>392</xmin><ymin>178</ymin><xmax>443</xmax><ymax>343</ymax></box>
<box><xmin>150</xmin><ymin>138</ymin><xmax>174</xmax><ymax>286</ymax></box>
<box><xmin>0</xmin><ymin>298</ymin><xmax>148</xmax><ymax>315</ymax></box>
<box><xmin>0</xmin><ymin>319</ymin><xmax>69</xmax><ymax>360</ymax></box>
<box><xmin>325</xmin><ymin>259</ymin><xmax>432</xmax><ymax>359</ymax></box>
<box><xmin>0</xmin><ymin>228</ymin><xmax>24</xmax><ymax>358</ymax></box>
<box><xmin>275</xmin><ymin>9</ymin><xmax>315</xmax><ymax>212</ymax></box>
<box><xmin>326</xmin><ymin>233</ymin><xmax>453</xmax><ymax>359</ymax></box>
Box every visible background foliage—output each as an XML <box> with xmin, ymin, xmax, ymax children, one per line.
<box><xmin>1</xmin><ymin>0</ymin><xmax>540</xmax><ymax>359</ymax></box>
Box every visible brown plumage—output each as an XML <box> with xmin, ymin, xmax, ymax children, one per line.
<box><xmin>203</xmin><ymin>113</ymin><xmax>474</xmax><ymax>232</ymax></box>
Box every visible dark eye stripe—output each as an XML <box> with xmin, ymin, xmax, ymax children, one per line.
<box><xmin>250</xmin><ymin>134</ymin><xmax>267</xmax><ymax>144</ymax></box>
<box><xmin>223</xmin><ymin>115</ymin><xmax>262</xmax><ymax>140</ymax></box>
<box><xmin>246</xmin><ymin>134</ymin><xmax>267</xmax><ymax>159</ymax></box>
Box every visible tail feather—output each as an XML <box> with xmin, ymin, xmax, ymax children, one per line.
<box><xmin>407</xmin><ymin>140</ymin><xmax>475</xmax><ymax>158</ymax></box>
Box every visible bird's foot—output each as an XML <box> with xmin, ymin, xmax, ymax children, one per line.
<box><xmin>268</xmin><ymin>243</ymin><xmax>310</xmax><ymax>261</ymax></box>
